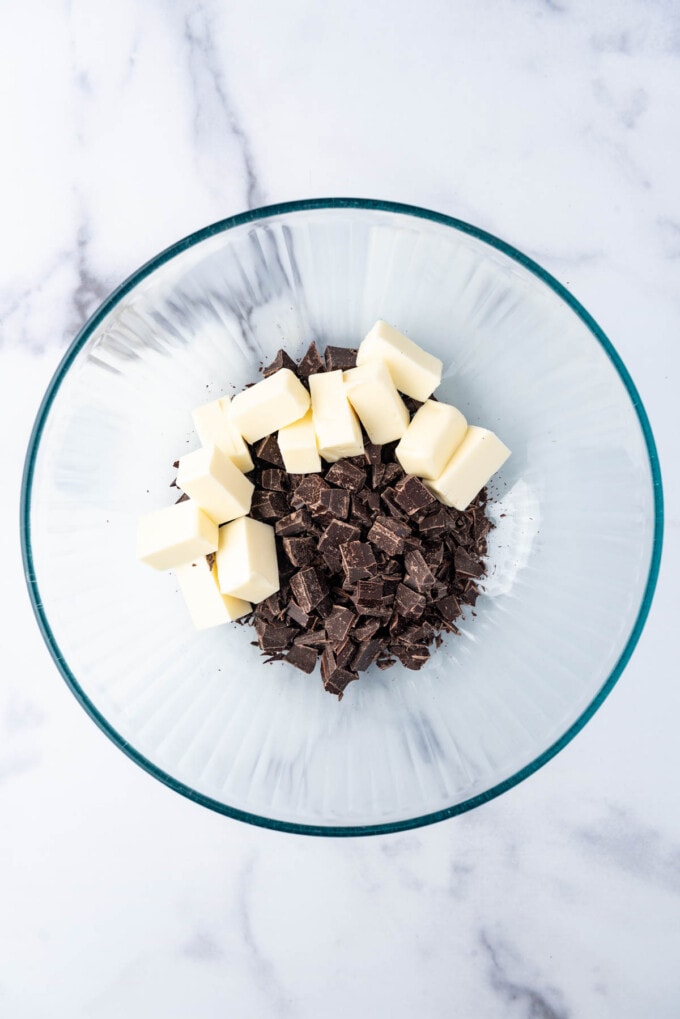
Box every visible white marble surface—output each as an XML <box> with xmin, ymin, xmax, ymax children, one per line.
<box><xmin>1</xmin><ymin>1</ymin><xmax>678</xmax><ymax>1015</ymax></box>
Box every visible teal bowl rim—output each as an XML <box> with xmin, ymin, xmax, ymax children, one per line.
<box><xmin>20</xmin><ymin>197</ymin><xmax>664</xmax><ymax>837</ymax></box>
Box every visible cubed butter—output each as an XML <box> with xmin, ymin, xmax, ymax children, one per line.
<box><xmin>395</xmin><ymin>400</ymin><xmax>468</xmax><ymax>480</ymax></box>
<box><xmin>425</xmin><ymin>426</ymin><xmax>511</xmax><ymax>510</ymax></box>
<box><xmin>357</xmin><ymin>320</ymin><xmax>442</xmax><ymax>401</ymax></box>
<box><xmin>137</xmin><ymin>500</ymin><xmax>218</xmax><ymax>570</ymax></box>
<box><xmin>192</xmin><ymin>396</ymin><xmax>253</xmax><ymax>473</ymax></box>
<box><xmin>175</xmin><ymin>557</ymin><xmax>251</xmax><ymax>629</ymax></box>
<box><xmin>278</xmin><ymin>409</ymin><xmax>321</xmax><ymax>474</ymax></box>
<box><xmin>309</xmin><ymin>370</ymin><xmax>364</xmax><ymax>462</ymax></box>
<box><xmin>343</xmin><ymin>360</ymin><xmax>410</xmax><ymax>444</ymax></box>
<box><xmin>177</xmin><ymin>445</ymin><xmax>254</xmax><ymax>525</ymax></box>
<box><xmin>216</xmin><ymin>516</ymin><xmax>279</xmax><ymax>603</ymax></box>
<box><xmin>229</xmin><ymin>368</ymin><xmax>310</xmax><ymax>443</ymax></box>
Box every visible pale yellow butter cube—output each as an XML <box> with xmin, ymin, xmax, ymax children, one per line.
<box><xmin>192</xmin><ymin>396</ymin><xmax>253</xmax><ymax>472</ymax></box>
<box><xmin>395</xmin><ymin>400</ymin><xmax>468</xmax><ymax>480</ymax></box>
<box><xmin>216</xmin><ymin>516</ymin><xmax>279</xmax><ymax>604</ymax></box>
<box><xmin>175</xmin><ymin>557</ymin><xmax>251</xmax><ymax>629</ymax></box>
<box><xmin>344</xmin><ymin>360</ymin><xmax>410</xmax><ymax>444</ymax></box>
<box><xmin>229</xmin><ymin>368</ymin><xmax>310</xmax><ymax>443</ymax></box>
<box><xmin>137</xmin><ymin>500</ymin><xmax>218</xmax><ymax>571</ymax></box>
<box><xmin>309</xmin><ymin>370</ymin><xmax>364</xmax><ymax>462</ymax></box>
<box><xmin>425</xmin><ymin>426</ymin><xmax>511</xmax><ymax>510</ymax></box>
<box><xmin>278</xmin><ymin>409</ymin><xmax>322</xmax><ymax>474</ymax></box>
<box><xmin>357</xmin><ymin>320</ymin><xmax>442</xmax><ymax>401</ymax></box>
<box><xmin>177</xmin><ymin>445</ymin><xmax>254</xmax><ymax>525</ymax></box>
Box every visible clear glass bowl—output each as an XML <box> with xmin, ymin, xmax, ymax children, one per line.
<box><xmin>21</xmin><ymin>199</ymin><xmax>663</xmax><ymax>835</ymax></box>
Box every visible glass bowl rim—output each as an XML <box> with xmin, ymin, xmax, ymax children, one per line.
<box><xmin>20</xmin><ymin>197</ymin><xmax>664</xmax><ymax>837</ymax></box>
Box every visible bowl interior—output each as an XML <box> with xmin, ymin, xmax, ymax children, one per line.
<box><xmin>24</xmin><ymin>202</ymin><xmax>659</xmax><ymax>833</ymax></box>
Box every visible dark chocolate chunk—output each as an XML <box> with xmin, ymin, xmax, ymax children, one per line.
<box><xmin>319</xmin><ymin>519</ymin><xmax>361</xmax><ymax>550</ymax></box>
<box><xmin>395</xmin><ymin>583</ymin><xmax>427</xmax><ymax>619</ymax></box>
<box><xmin>324</xmin><ymin>346</ymin><xmax>358</xmax><ymax>371</ymax></box>
<box><xmin>367</xmin><ymin>516</ymin><xmax>410</xmax><ymax>556</ymax></box>
<box><xmin>289</xmin><ymin>567</ymin><xmax>328</xmax><ymax>614</ymax></box>
<box><xmin>275</xmin><ymin>508</ymin><xmax>312</xmax><ymax>536</ymax></box>
<box><xmin>394</xmin><ymin>475</ymin><xmax>436</xmax><ymax>515</ymax></box>
<box><xmin>294</xmin><ymin>630</ymin><xmax>328</xmax><ymax>648</ymax></box>
<box><xmin>319</xmin><ymin>487</ymin><xmax>350</xmax><ymax>519</ymax></box>
<box><xmin>253</xmin><ymin>434</ymin><xmax>284</xmax><ymax>467</ymax></box>
<box><xmin>282</xmin><ymin>536</ymin><xmax>317</xmax><ymax>567</ymax></box>
<box><xmin>325</xmin><ymin>460</ymin><xmax>366</xmax><ymax>493</ymax></box>
<box><xmin>262</xmin><ymin>348</ymin><xmax>298</xmax><ymax>378</ymax></box>
<box><xmin>250</xmin><ymin>489</ymin><xmax>290</xmax><ymax>521</ymax></box>
<box><xmin>381</xmin><ymin>462</ymin><xmax>404</xmax><ymax>488</ymax></box>
<box><xmin>353</xmin><ymin>618</ymin><xmax>380</xmax><ymax>642</ymax></box>
<box><xmin>364</xmin><ymin>443</ymin><xmax>383</xmax><ymax>466</ymax></box>
<box><xmin>260</xmin><ymin>468</ymin><xmax>288</xmax><ymax>491</ymax></box>
<box><xmin>287</xmin><ymin>601</ymin><xmax>311</xmax><ymax>628</ymax></box>
<box><xmin>340</xmin><ymin>541</ymin><xmax>378</xmax><ymax>582</ymax></box>
<box><xmin>325</xmin><ymin>605</ymin><xmax>356</xmax><ymax>645</ymax></box>
<box><xmin>334</xmin><ymin>637</ymin><xmax>356</xmax><ymax>670</ymax></box>
<box><xmin>380</xmin><ymin>488</ymin><xmax>410</xmax><ymax>521</ymax></box>
<box><xmin>257</xmin><ymin>623</ymin><xmax>296</xmax><ymax>653</ymax></box>
<box><xmin>403</xmin><ymin>550</ymin><xmax>436</xmax><ymax>593</ymax></box>
<box><xmin>455</xmin><ymin>548</ymin><xmax>485</xmax><ymax>578</ymax></box>
<box><xmin>292</xmin><ymin>475</ymin><xmax>330</xmax><ymax>509</ymax></box>
<box><xmin>285</xmin><ymin>644</ymin><xmax>319</xmax><ymax>673</ymax></box>
<box><xmin>355</xmin><ymin>579</ymin><xmax>384</xmax><ymax>607</ymax></box>
<box><xmin>351</xmin><ymin>639</ymin><xmax>382</xmax><ymax>672</ymax></box>
<box><xmin>435</xmin><ymin>594</ymin><xmax>461</xmax><ymax>621</ymax></box>
<box><xmin>393</xmin><ymin>643</ymin><xmax>430</xmax><ymax>671</ymax></box>
<box><xmin>175</xmin><ymin>492</ymin><xmax>189</xmax><ymax>504</ymax></box>
<box><xmin>297</xmin><ymin>341</ymin><xmax>325</xmax><ymax>378</ymax></box>
<box><xmin>371</xmin><ymin>463</ymin><xmax>387</xmax><ymax>489</ymax></box>
<box><xmin>418</xmin><ymin>507</ymin><xmax>450</xmax><ymax>538</ymax></box>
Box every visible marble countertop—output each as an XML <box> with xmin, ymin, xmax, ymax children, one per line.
<box><xmin>2</xmin><ymin>2</ymin><xmax>678</xmax><ymax>1016</ymax></box>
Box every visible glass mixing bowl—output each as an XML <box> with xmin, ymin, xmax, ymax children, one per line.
<box><xmin>21</xmin><ymin>199</ymin><xmax>663</xmax><ymax>835</ymax></box>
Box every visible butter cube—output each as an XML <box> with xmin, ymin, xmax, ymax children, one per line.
<box><xmin>357</xmin><ymin>320</ymin><xmax>442</xmax><ymax>401</ymax></box>
<box><xmin>344</xmin><ymin>360</ymin><xmax>410</xmax><ymax>444</ymax></box>
<box><xmin>425</xmin><ymin>426</ymin><xmax>511</xmax><ymax>510</ymax></box>
<box><xmin>137</xmin><ymin>500</ymin><xmax>218</xmax><ymax>570</ymax></box>
<box><xmin>309</xmin><ymin>370</ymin><xmax>364</xmax><ymax>462</ymax></box>
<box><xmin>175</xmin><ymin>557</ymin><xmax>251</xmax><ymax>629</ymax></box>
<box><xmin>177</xmin><ymin>445</ymin><xmax>254</xmax><ymax>525</ymax></box>
<box><xmin>395</xmin><ymin>400</ymin><xmax>468</xmax><ymax>480</ymax></box>
<box><xmin>278</xmin><ymin>409</ymin><xmax>321</xmax><ymax>474</ymax></box>
<box><xmin>216</xmin><ymin>516</ymin><xmax>279</xmax><ymax>603</ymax></box>
<box><xmin>229</xmin><ymin>368</ymin><xmax>310</xmax><ymax>443</ymax></box>
<box><xmin>192</xmin><ymin>396</ymin><xmax>253</xmax><ymax>473</ymax></box>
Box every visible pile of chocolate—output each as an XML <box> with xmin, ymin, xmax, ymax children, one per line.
<box><xmin>234</xmin><ymin>342</ymin><xmax>492</xmax><ymax>698</ymax></box>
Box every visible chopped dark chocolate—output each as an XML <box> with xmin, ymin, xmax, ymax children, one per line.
<box><xmin>394</xmin><ymin>475</ymin><xmax>436</xmax><ymax>515</ymax></box>
<box><xmin>351</xmin><ymin>639</ymin><xmax>382</xmax><ymax>672</ymax></box>
<box><xmin>250</xmin><ymin>489</ymin><xmax>290</xmax><ymax>521</ymax></box>
<box><xmin>275</xmin><ymin>508</ymin><xmax>312</xmax><ymax>536</ymax></box>
<box><xmin>297</xmin><ymin>341</ymin><xmax>325</xmax><ymax>378</ymax></box>
<box><xmin>354</xmin><ymin>578</ymin><xmax>384</xmax><ymax>607</ymax></box>
<box><xmin>395</xmin><ymin>583</ymin><xmax>427</xmax><ymax>619</ymax></box>
<box><xmin>364</xmin><ymin>443</ymin><xmax>383</xmax><ymax>466</ymax></box>
<box><xmin>262</xmin><ymin>348</ymin><xmax>298</xmax><ymax>378</ymax></box>
<box><xmin>289</xmin><ymin>567</ymin><xmax>329</xmax><ymax>614</ymax></box>
<box><xmin>367</xmin><ymin>516</ymin><xmax>410</xmax><ymax>556</ymax></box>
<box><xmin>325</xmin><ymin>605</ymin><xmax>356</xmax><ymax>645</ymax></box>
<box><xmin>403</xmin><ymin>550</ymin><xmax>436</xmax><ymax>593</ymax></box>
<box><xmin>287</xmin><ymin>600</ymin><xmax>311</xmax><ymax>628</ymax></box>
<box><xmin>253</xmin><ymin>434</ymin><xmax>284</xmax><ymax>467</ymax></box>
<box><xmin>324</xmin><ymin>345</ymin><xmax>358</xmax><ymax>371</ymax></box>
<box><xmin>285</xmin><ymin>644</ymin><xmax>319</xmax><ymax>673</ymax></box>
<box><xmin>257</xmin><ymin>623</ymin><xmax>296</xmax><ymax>653</ymax></box>
<box><xmin>325</xmin><ymin>460</ymin><xmax>366</xmax><ymax>493</ymax></box>
<box><xmin>340</xmin><ymin>541</ymin><xmax>378</xmax><ymax>582</ymax></box>
<box><xmin>319</xmin><ymin>519</ymin><xmax>361</xmax><ymax>550</ymax></box>
<box><xmin>260</xmin><ymin>468</ymin><xmax>288</xmax><ymax>491</ymax></box>
<box><xmin>454</xmin><ymin>548</ymin><xmax>486</xmax><ymax>578</ymax></box>
<box><xmin>292</xmin><ymin>475</ymin><xmax>330</xmax><ymax>509</ymax></box>
<box><xmin>282</xmin><ymin>536</ymin><xmax>317</xmax><ymax>567</ymax></box>
<box><xmin>319</xmin><ymin>487</ymin><xmax>350</xmax><ymax>519</ymax></box>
